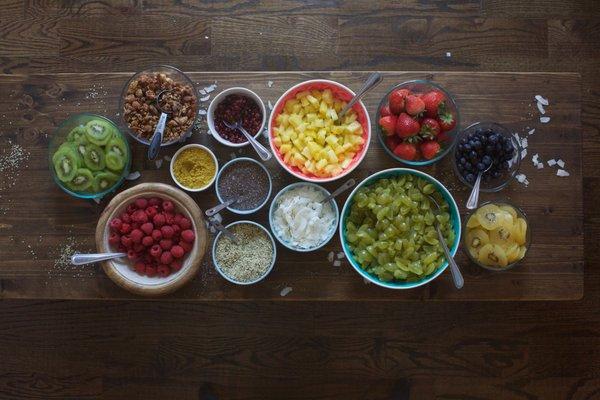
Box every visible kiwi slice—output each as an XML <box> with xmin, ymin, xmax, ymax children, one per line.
<box><xmin>67</xmin><ymin>125</ymin><xmax>87</xmax><ymax>143</ymax></box>
<box><xmin>92</xmin><ymin>171</ymin><xmax>119</xmax><ymax>192</ymax></box>
<box><xmin>83</xmin><ymin>143</ymin><xmax>106</xmax><ymax>171</ymax></box>
<box><xmin>66</xmin><ymin>168</ymin><xmax>94</xmax><ymax>192</ymax></box>
<box><xmin>106</xmin><ymin>137</ymin><xmax>127</xmax><ymax>158</ymax></box>
<box><xmin>52</xmin><ymin>145</ymin><xmax>80</xmax><ymax>182</ymax></box>
<box><xmin>84</xmin><ymin>118</ymin><xmax>114</xmax><ymax>146</ymax></box>
<box><xmin>105</xmin><ymin>151</ymin><xmax>125</xmax><ymax>172</ymax></box>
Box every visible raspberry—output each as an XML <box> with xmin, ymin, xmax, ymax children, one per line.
<box><xmin>133</xmin><ymin>243</ymin><xmax>144</xmax><ymax>253</ymax></box>
<box><xmin>179</xmin><ymin>240</ymin><xmax>193</xmax><ymax>252</ymax></box>
<box><xmin>157</xmin><ymin>265</ymin><xmax>170</xmax><ymax>277</ymax></box>
<box><xmin>181</xmin><ymin>229</ymin><xmax>195</xmax><ymax>243</ymax></box>
<box><xmin>130</xmin><ymin>229</ymin><xmax>144</xmax><ymax>243</ymax></box>
<box><xmin>145</xmin><ymin>266</ymin><xmax>157</xmax><ymax>277</ymax></box>
<box><xmin>179</xmin><ymin>218</ymin><xmax>191</xmax><ymax>230</ymax></box>
<box><xmin>171</xmin><ymin>245</ymin><xmax>184</xmax><ymax>258</ymax></box>
<box><xmin>159</xmin><ymin>239</ymin><xmax>173</xmax><ymax>250</ymax></box>
<box><xmin>135</xmin><ymin>198</ymin><xmax>148</xmax><ymax>209</ymax></box>
<box><xmin>134</xmin><ymin>262</ymin><xmax>146</xmax><ymax>274</ymax></box>
<box><xmin>126</xmin><ymin>204</ymin><xmax>137</xmax><ymax>214</ymax></box>
<box><xmin>165</xmin><ymin>212</ymin><xmax>175</xmax><ymax>225</ymax></box>
<box><xmin>170</xmin><ymin>260</ymin><xmax>182</xmax><ymax>271</ymax></box>
<box><xmin>151</xmin><ymin>229</ymin><xmax>163</xmax><ymax>241</ymax></box>
<box><xmin>162</xmin><ymin>200</ymin><xmax>174</xmax><ymax>212</ymax></box>
<box><xmin>150</xmin><ymin>244</ymin><xmax>162</xmax><ymax>258</ymax></box>
<box><xmin>171</xmin><ymin>224</ymin><xmax>181</xmax><ymax>235</ymax></box>
<box><xmin>153</xmin><ymin>213</ymin><xmax>166</xmax><ymax>227</ymax></box>
<box><xmin>148</xmin><ymin>197</ymin><xmax>161</xmax><ymax>207</ymax></box>
<box><xmin>119</xmin><ymin>223</ymin><xmax>131</xmax><ymax>234</ymax></box>
<box><xmin>120</xmin><ymin>213</ymin><xmax>131</xmax><ymax>223</ymax></box>
<box><xmin>109</xmin><ymin>218</ymin><xmax>122</xmax><ymax>232</ymax></box>
<box><xmin>127</xmin><ymin>250</ymin><xmax>138</xmax><ymax>261</ymax></box>
<box><xmin>121</xmin><ymin>235</ymin><xmax>133</xmax><ymax>248</ymax></box>
<box><xmin>141</xmin><ymin>222</ymin><xmax>154</xmax><ymax>235</ymax></box>
<box><xmin>142</xmin><ymin>236</ymin><xmax>154</xmax><ymax>247</ymax></box>
<box><xmin>174</xmin><ymin>213</ymin><xmax>184</xmax><ymax>224</ymax></box>
<box><xmin>160</xmin><ymin>251</ymin><xmax>173</xmax><ymax>265</ymax></box>
<box><xmin>131</xmin><ymin>222</ymin><xmax>140</xmax><ymax>230</ymax></box>
<box><xmin>108</xmin><ymin>232</ymin><xmax>121</xmax><ymax>246</ymax></box>
<box><xmin>145</xmin><ymin>206</ymin><xmax>158</xmax><ymax>217</ymax></box>
<box><xmin>160</xmin><ymin>225</ymin><xmax>174</xmax><ymax>239</ymax></box>
<box><xmin>132</xmin><ymin>210</ymin><xmax>148</xmax><ymax>223</ymax></box>
<box><xmin>118</xmin><ymin>244</ymin><xmax>127</xmax><ymax>252</ymax></box>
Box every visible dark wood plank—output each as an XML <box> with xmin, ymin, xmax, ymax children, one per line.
<box><xmin>483</xmin><ymin>0</ymin><xmax>600</xmax><ymax>18</ymax></box>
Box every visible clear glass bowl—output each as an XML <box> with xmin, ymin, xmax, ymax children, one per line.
<box><xmin>48</xmin><ymin>113</ymin><xmax>131</xmax><ymax>199</ymax></box>
<box><xmin>376</xmin><ymin>79</ymin><xmax>460</xmax><ymax>166</ymax></box>
<box><xmin>119</xmin><ymin>65</ymin><xmax>198</xmax><ymax>147</ymax></box>
<box><xmin>452</xmin><ymin>121</ymin><xmax>522</xmax><ymax>192</ymax></box>
<box><xmin>462</xmin><ymin>201</ymin><xmax>531</xmax><ymax>271</ymax></box>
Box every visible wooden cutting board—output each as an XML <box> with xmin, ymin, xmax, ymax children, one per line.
<box><xmin>0</xmin><ymin>71</ymin><xmax>583</xmax><ymax>300</ymax></box>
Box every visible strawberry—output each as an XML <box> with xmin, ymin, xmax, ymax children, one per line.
<box><xmin>420</xmin><ymin>118</ymin><xmax>441</xmax><ymax>138</ymax></box>
<box><xmin>422</xmin><ymin>90</ymin><xmax>446</xmax><ymax>117</ymax></box>
<box><xmin>438</xmin><ymin>112</ymin><xmax>456</xmax><ymax>132</ymax></box>
<box><xmin>388</xmin><ymin>88</ymin><xmax>410</xmax><ymax>115</ymax></box>
<box><xmin>385</xmin><ymin>134</ymin><xmax>400</xmax><ymax>150</ymax></box>
<box><xmin>379</xmin><ymin>115</ymin><xmax>397</xmax><ymax>136</ymax></box>
<box><xmin>405</xmin><ymin>95</ymin><xmax>425</xmax><ymax>116</ymax></box>
<box><xmin>395</xmin><ymin>113</ymin><xmax>420</xmax><ymax>138</ymax></box>
<box><xmin>420</xmin><ymin>140</ymin><xmax>441</xmax><ymax>160</ymax></box>
<box><xmin>380</xmin><ymin>105</ymin><xmax>391</xmax><ymax>117</ymax></box>
<box><xmin>393</xmin><ymin>142</ymin><xmax>418</xmax><ymax>160</ymax></box>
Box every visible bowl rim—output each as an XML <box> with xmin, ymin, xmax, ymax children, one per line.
<box><xmin>462</xmin><ymin>200</ymin><xmax>531</xmax><ymax>271</ymax></box>
<box><xmin>206</xmin><ymin>86</ymin><xmax>267</xmax><ymax>148</ymax></box>
<box><xmin>214</xmin><ymin>157</ymin><xmax>273</xmax><ymax>215</ymax></box>
<box><xmin>376</xmin><ymin>79</ymin><xmax>461</xmax><ymax>166</ymax></box>
<box><xmin>338</xmin><ymin>167</ymin><xmax>462</xmax><ymax>289</ymax></box>
<box><xmin>268</xmin><ymin>181</ymin><xmax>340</xmax><ymax>252</ymax></box>
<box><xmin>267</xmin><ymin>78</ymin><xmax>372</xmax><ymax>183</ymax></box>
<box><xmin>212</xmin><ymin>220</ymin><xmax>277</xmax><ymax>285</ymax></box>
<box><xmin>118</xmin><ymin>64</ymin><xmax>199</xmax><ymax>147</ymax></box>
<box><xmin>49</xmin><ymin>112</ymin><xmax>132</xmax><ymax>199</ymax></box>
<box><xmin>169</xmin><ymin>143</ymin><xmax>219</xmax><ymax>192</ymax></box>
<box><xmin>451</xmin><ymin>121</ymin><xmax>522</xmax><ymax>192</ymax></box>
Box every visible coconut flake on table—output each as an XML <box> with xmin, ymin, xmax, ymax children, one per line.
<box><xmin>327</xmin><ymin>251</ymin><xmax>334</xmax><ymax>263</ymax></box>
<box><xmin>163</xmin><ymin>154</ymin><xmax>172</xmax><ymax>162</ymax></box>
<box><xmin>547</xmin><ymin>159</ymin><xmax>557</xmax><ymax>166</ymax></box>
<box><xmin>528</xmin><ymin>129</ymin><xmax>535</xmax><ymax>135</ymax></box>
<box><xmin>267</xmin><ymin>80</ymin><xmax>274</xmax><ymax>88</ymax></box>
<box><xmin>516</xmin><ymin>173</ymin><xmax>529</xmax><ymax>186</ymax></box>
<box><xmin>557</xmin><ymin>159</ymin><xmax>565</xmax><ymax>168</ymax></box>
<box><xmin>337</xmin><ymin>252</ymin><xmax>345</xmax><ymax>260</ymax></box>
<box><xmin>155</xmin><ymin>159</ymin><xmax>163</xmax><ymax>169</ymax></box>
<box><xmin>268</xmin><ymin>100</ymin><xmax>273</xmax><ymax>110</ymax></box>
<box><xmin>532</xmin><ymin>153</ymin><xmax>540</xmax><ymax>166</ymax></box>
<box><xmin>521</xmin><ymin>137</ymin><xmax>528</xmax><ymax>149</ymax></box>
<box><xmin>126</xmin><ymin>171</ymin><xmax>141</xmax><ymax>181</ymax></box>
<box><xmin>333</xmin><ymin>260</ymin><xmax>341</xmax><ymax>267</ymax></box>
<box><xmin>200</xmin><ymin>95</ymin><xmax>210</xmax><ymax>102</ymax></box>
<box><xmin>535</xmin><ymin>95</ymin><xmax>549</xmax><ymax>106</ymax></box>
<box><xmin>198</xmin><ymin>109</ymin><xmax>207</xmax><ymax>116</ymax></box>
<box><xmin>280</xmin><ymin>286</ymin><xmax>293</xmax><ymax>297</ymax></box>
<box><xmin>557</xmin><ymin>169</ymin><xmax>570</xmax><ymax>177</ymax></box>
<box><xmin>446</xmin><ymin>52</ymin><xmax>452</xmax><ymax>57</ymax></box>
<box><xmin>199</xmin><ymin>83</ymin><xmax>217</xmax><ymax>95</ymax></box>
<box><xmin>536</xmin><ymin>102</ymin><xmax>546</xmax><ymax>114</ymax></box>
<box><xmin>93</xmin><ymin>198</ymin><xmax>101</xmax><ymax>204</ymax></box>
<box><xmin>540</xmin><ymin>116</ymin><xmax>550</xmax><ymax>123</ymax></box>
<box><xmin>520</xmin><ymin>148</ymin><xmax>528</xmax><ymax>160</ymax></box>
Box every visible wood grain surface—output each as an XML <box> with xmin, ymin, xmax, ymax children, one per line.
<box><xmin>0</xmin><ymin>71</ymin><xmax>583</xmax><ymax>301</ymax></box>
<box><xmin>0</xmin><ymin>1</ymin><xmax>598</xmax><ymax>399</ymax></box>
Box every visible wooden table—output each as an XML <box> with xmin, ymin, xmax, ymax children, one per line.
<box><xmin>0</xmin><ymin>71</ymin><xmax>583</xmax><ymax>300</ymax></box>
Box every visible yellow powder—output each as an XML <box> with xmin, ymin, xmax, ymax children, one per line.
<box><xmin>173</xmin><ymin>147</ymin><xmax>216</xmax><ymax>189</ymax></box>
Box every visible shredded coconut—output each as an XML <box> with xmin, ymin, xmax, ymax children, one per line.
<box><xmin>280</xmin><ymin>286</ymin><xmax>293</xmax><ymax>297</ymax></box>
<box><xmin>535</xmin><ymin>95</ymin><xmax>549</xmax><ymax>106</ymax></box>
<box><xmin>536</xmin><ymin>102</ymin><xmax>546</xmax><ymax>114</ymax></box>
<box><xmin>557</xmin><ymin>159</ymin><xmax>565</xmax><ymax>168</ymax></box>
<box><xmin>540</xmin><ymin>116</ymin><xmax>550</xmax><ymax>123</ymax></box>
<box><xmin>126</xmin><ymin>171</ymin><xmax>141</xmax><ymax>181</ymax></box>
<box><xmin>547</xmin><ymin>159</ymin><xmax>557</xmax><ymax>166</ymax></box>
<box><xmin>557</xmin><ymin>169</ymin><xmax>570</xmax><ymax>177</ymax></box>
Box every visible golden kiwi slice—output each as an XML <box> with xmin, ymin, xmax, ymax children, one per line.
<box><xmin>467</xmin><ymin>214</ymin><xmax>481</xmax><ymax>228</ymax></box>
<box><xmin>512</xmin><ymin>217</ymin><xmax>528</xmax><ymax>245</ymax></box>
<box><xmin>490</xmin><ymin>226</ymin><xmax>513</xmax><ymax>248</ymax></box>
<box><xmin>499</xmin><ymin>204</ymin><xmax>518</xmax><ymax>220</ymax></box>
<box><xmin>478</xmin><ymin>244</ymin><xmax>508</xmax><ymax>267</ymax></box>
<box><xmin>466</xmin><ymin>228</ymin><xmax>489</xmax><ymax>258</ymax></box>
<box><xmin>476</xmin><ymin>204</ymin><xmax>504</xmax><ymax>230</ymax></box>
<box><xmin>506</xmin><ymin>243</ymin><xmax>521</xmax><ymax>264</ymax></box>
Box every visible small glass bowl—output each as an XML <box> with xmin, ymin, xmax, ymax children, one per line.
<box><xmin>452</xmin><ymin>122</ymin><xmax>522</xmax><ymax>192</ymax></box>
<box><xmin>48</xmin><ymin>113</ymin><xmax>131</xmax><ymax>199</ymax></box>
<box><xmin>215</xmin><ymin>157</ymin><xmax>272</xmax><ymax>215</ymax></box>
<box><xmin>376</xmin><ymin>79</ymin><xmax>460</xmax><ymax>166</ymax></box>
<box><xmin>119</xmin><ymin>65</ymin><xmax>198</xmax><ymax>147</ymax></box>
<box><xmin>462</xmin><ymin>201</ymin><xmax>531</xmax><ymax>271</ymax></box>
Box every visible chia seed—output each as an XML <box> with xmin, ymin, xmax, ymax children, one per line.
<box><xmin>217</xmin><ymin>160</ymin><xmax>270</xmax><ymax>211</ymax></box>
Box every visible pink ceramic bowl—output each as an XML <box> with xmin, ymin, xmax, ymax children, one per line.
<box><xmin>268</xmin><ymin>79</ymin><xmax>371</xmax><ymax>183</ymax></box>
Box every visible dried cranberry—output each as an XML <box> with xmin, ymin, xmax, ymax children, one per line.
<box><xmin>213</xmin><ymin>94</ymin><xmax>262</xmax><ymax>143</ymax></box>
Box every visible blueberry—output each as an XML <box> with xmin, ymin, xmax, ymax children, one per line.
<box><xmin>490</xmin><ymin>134</ymin><xmax>498</xmax><ymax>144</ymax></box>
<box><xmin>460</xmin><ymin>157</ymin><xmax>467</xmax><ymax>165</ymax></box>
<box><xmin>466</xmin><ymin>173</ymin><xmax>475</xmax><ymax>184</ymax></box>
<box><xmin>482</xmin><ymin>155</ymin><xmax>492</xmax><ymax>166</ymax></box>
<box><xmin>473</xmin><ymin>140</ymin><xmax>482</xmax><ymax>149</ymax></box>
<box><xmin>477</xmin><ymin>162</ymin><xmax>486</xmax><ymax>171</ymax></box>
<box><xmin>464</xmin><ymin>162</ymin><xmax>472</xmax><ymax>171</ymax></box>
<box><xmin>464</xmin><ymin>143</ymin><xmax>472</xmax><ymax>151</ymax></box>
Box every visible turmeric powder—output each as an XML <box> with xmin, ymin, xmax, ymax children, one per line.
<box><xmin>172</xmin><ymin>147</ymin><xmax>216</xmax><ymax>189</ymax></box>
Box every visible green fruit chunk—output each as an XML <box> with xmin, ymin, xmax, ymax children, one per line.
<box><xmin>83</xmin><ymin>143</ymin><xmax>106</xmax><ymax>171</ymax></box>
<box><xmin>66</xmin><ymin>168</ymin><xmax>94</xmax><ymax>191</ymax></box>
<box><xmin>106</xmin><ymin>137</ymin><xmax>127</xmax><ymax>158</ymax></box>
<box><xmin>92</xmin><ymin>171</ymin><xmax>119</xmax><ymax>192</ymax></box>
<box><xmin>84</xmin><ymin>118</ymin><xmax>114</xmax><ymax>146</ymax></box>
<box><xmin>105</xmin><ymin>151</ymin><xmax>125</xmax><ymax>172</ymax></box>
<box><xmin>52</xmin><ymin>145</ymin><xmax>80</xmax><ymax>182</ymax></box>
<box><xmin>67</xmin><ymin>125</ymin><xmax>87</xmax><ymax>142</ymax></box>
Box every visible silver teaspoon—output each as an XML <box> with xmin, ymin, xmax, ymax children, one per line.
<box><xmin>338</xmin><ymin>72</ymin><xmax>383</xmax><ymax>120</ymax></box>
<box><xmin>223</xmin><ymin>120</ymin><xmax>272</xmax><ymax>161</ymax></box>
<box><xmin>71</xmin><ymin>252</ymin><xmax>127</xmax><ymax>266</ymax></box>
<box><xmin>320</xmin><ymin>178</ymin><xmax>356</xmax><ymax>204</ymax></box>
<box><xmin>466</xmin><ymin>163</ymin><xmax>493</xmax><ymax>210</ymax></box>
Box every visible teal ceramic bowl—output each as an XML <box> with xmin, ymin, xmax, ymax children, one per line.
<box><xmin>339</xmin><ymin>168</ymin><xmax>461</xmax><ymax>289</ymax></box>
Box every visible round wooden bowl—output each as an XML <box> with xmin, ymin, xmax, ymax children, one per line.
<box><xmin>95</xmin><ymin>182</ymin><xmax>208</xmax><ymax>296</ymax></box>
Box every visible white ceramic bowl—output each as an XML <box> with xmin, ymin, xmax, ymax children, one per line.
<box><xmin>268</xmin><ymin>79</ymin><xmax>371</xmax><ymax>183</ymax></box>
<box><xmin>268</xmin><ymin>182</ymin><xmax>339</xmax><ymax>252</ymax></box>
<box><xmin>207</xmin><ymin>87</ymin><xmax>267</xmax><ymax>148</ymax></box>
<box><xmin>169</xmin><ymin>144</ymin><xmax>218</xmax><ymax>192</ymax></box>
<box><xmin>212</xmin><ymin>220</ymin><xmax>277</xmax><ymax>285</ymax></box>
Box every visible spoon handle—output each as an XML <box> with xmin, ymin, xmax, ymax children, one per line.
<box><xmin>435</xmin><ymin>226</ymin><xmax>464</xmax><ymax>289</ymax></box>
<box><xmin>321</xmin><ymin>178</ymin><xmax>356</xmax><ymax>204</ymax></box>
<box><xmin>239</xmin><ymin>126</ymin><xmax>272</xmax><ymax>161</ymax></box>
<box><xmin>209</xmin><ymin>218</ymin><xmax>238</xmax><ymax>244</ymax></box>
<box><xmin>71</xmin><ymin>252</ymin><xmax>127</xmax><ymax>265</ymax></box>
<box><xmin>205</xmin><ymin>199</ymin><xmax>236</xmax><ymax>217</ymax></box>
<box><xmin>466</xmin><ymin>172</ymin><xmax>484</xmax><ymax>210</ymax></box>
<box><xmin>148</xmin><ymin>112</ymin><xmax>167</xmax><ymax>160</ymax></box>
<box><xmin>339</xmin><ymin>72</ymin><xmax>383</xmax><ymax>118</ymax></box>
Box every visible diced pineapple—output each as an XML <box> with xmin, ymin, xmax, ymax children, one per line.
<box><xmin>296</xmin><ymin>90</ymin><xmax>309</xmax><ymax>99</ymax></box>
<box><xmin>322</xmin><ymin>89</ymin><xmax>333</xmax><ymax>103</ymax></box>
<box><xmin>280</xmin><ymin>143</ymin><xmax>292</xmax><ymax>154</ymax></box>
<box><xmin>273</xmin><ymin>136</ymin><xmax>282</xmax><ymax>147</ymax></box>
<box><xmin>346</xmin><ymin>121</ymin><xmax>362</xmax><ymax>134</ymax></box>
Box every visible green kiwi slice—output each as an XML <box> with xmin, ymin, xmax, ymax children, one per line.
<box><xmin>52</xmin><ymin>145</ymin><xmax>80</xmax><ymax>182</ymax></box>
<box><xmin>92</xmin><ymin>171</ymin><xmax>119</xmax><ymax>192</ymax></box>
<box><xmin>84</xmin><ymin>118</ymin><xmax>114</xmax><ymax>146</ymax></box>
<box><xmin>105</xmin><ymin>137</ymin><xmax>127</xmax><ymax>158</ymax></box>
<box><xmin>67</xmin><ymin>125</ymin><xmax>87</xmax><ymax>143</ymax></box>
<box><xmin>83</xmin><ymin>143</ymin><xmax>106</xmax><ymax>171</ymax></box>
<box><xmin>66</xmin><ymin>168</ymin><xmax>94</xmax><ymax>192</ymax></box>
<box><xmin>105</xmin><ymin>151</ymin><xmax>125</xmax><ymax>172</ymax></box>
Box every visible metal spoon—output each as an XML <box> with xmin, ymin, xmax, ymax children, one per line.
<box><xmin>205</xmin><ymin>198</ymin><xmax>237</xmax><ymax>217</ymax></box>
<box><xmin>426</xmin><ymin>194</ymin><xmax>464</xmax><ymax>289</ymax></box>
<box><xmin>208</xmin><ymin>216</ymin><xmax>238</xmax><ymax>244</ymax></box>
<box><xmin>320</xmin><ymin>178</ymin><xmax>356</xmax><ymax>204</ymax></box>
<box><xmin>147</xmin><ymin>89</ymin><xmax>175</xmax><ymax>160</ymax></box>
<box><xmin>223</xmin><ymin>120</ymin><xmax>272</xmax><ymax>161</ymax></box>
<box><xmin>338</xmin><ymin>72</ymin><xmax>383</xmax><ymax>121</ymax></box>
<box><xmin>71</xmin><ymin>252</ymin><xmax>127</xmax><ymax>266</ymax></box>
<box><xmin>466</xmin><ymin>163</ymin><xmax>493</xmax><ymax>210</ymax></box>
